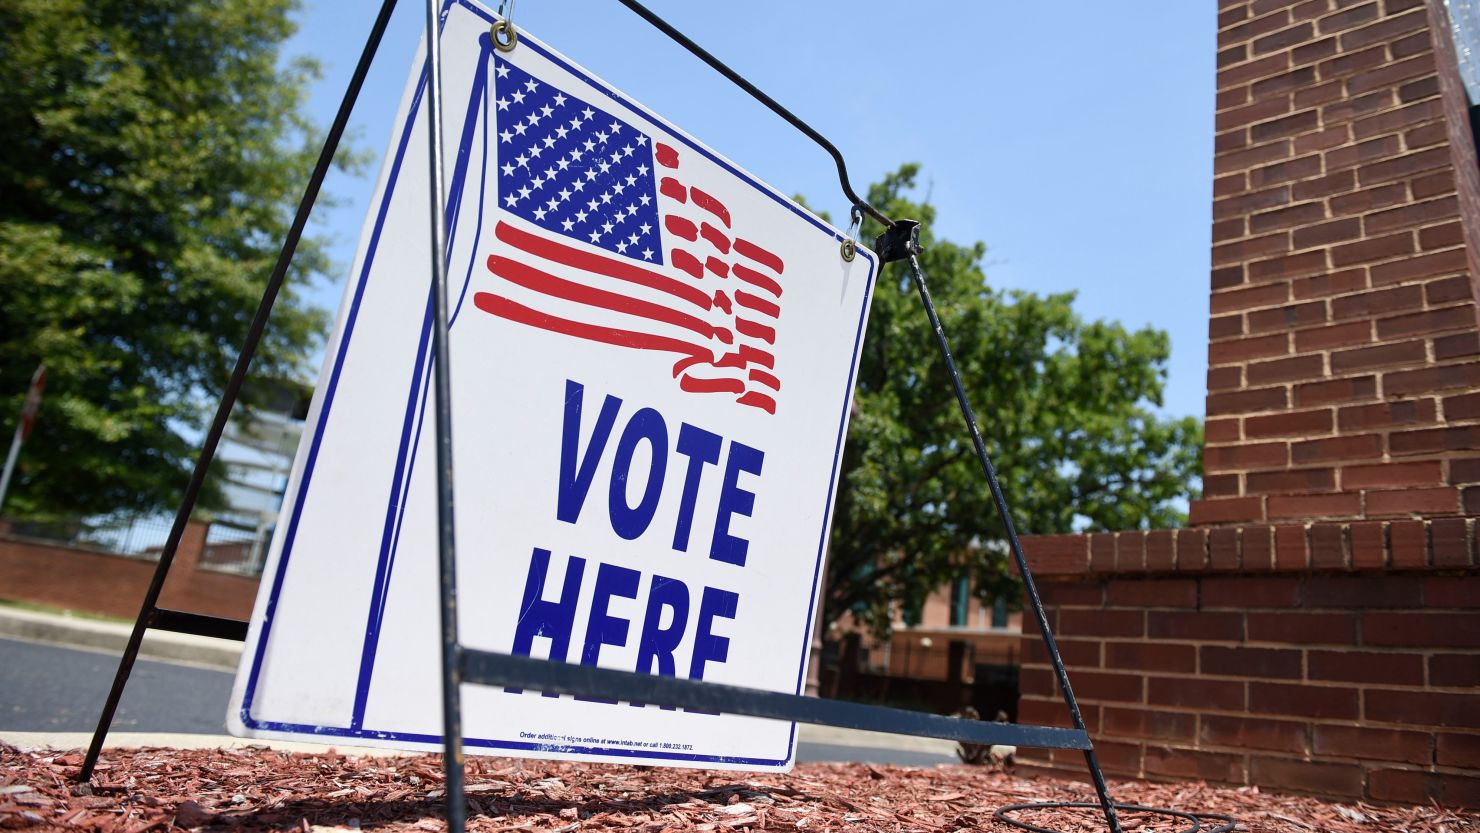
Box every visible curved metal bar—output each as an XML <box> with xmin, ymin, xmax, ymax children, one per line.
<box><xmin>612</xmin><ymin>0</ymin><xmax>895</xmax><ymax>230</ymax></box>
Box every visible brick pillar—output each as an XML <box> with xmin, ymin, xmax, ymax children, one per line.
<box><xmin>1009</xmin><ymin>1</ymin><xmax>1480</xmax><ymax>808</ymax></box>
<box><xmin>1194</xmin><ymin>0</ymin><xmax>1480</xmax><ymax>526</ymax></box>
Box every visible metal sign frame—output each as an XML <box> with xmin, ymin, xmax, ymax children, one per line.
<box><xmin>72</xmin><ymin>3</ymin><xmax>1239</xmax><ymax>833</ymax></box>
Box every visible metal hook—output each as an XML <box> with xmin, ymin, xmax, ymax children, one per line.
<box><xmin>840</xmin><ymin>205</ymin><xmax>862</xmax><ymax>262</ymax></box>
<box><xmin>491</xmin><ymin>0</ymin><xmax>517</xmax><ymax>51</ymax></box>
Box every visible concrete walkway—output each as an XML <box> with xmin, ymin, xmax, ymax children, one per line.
<box><xmin>0</xmin><ymin>605</ymin><xmax>241</xmax><ymax>670</ymax></box>
<box><xmin>0</xmin><ymin>605</ymin><xmax>959</xmax><ymax>761</ymax></box>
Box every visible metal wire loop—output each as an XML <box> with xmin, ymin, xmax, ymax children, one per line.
<box><xmin>491</xmin><ymin>18</ymin><xmax>517</xmax><ymax>51</ymax></box>
<box><xmin>840</xmin><ymin>206</ymin><xmax>862</xmax><ymax>261</ymax></box>
<box><xmin>491</xmin><ymin>0</ymin><xmax>517</xmax><ymax>51</ymax></box>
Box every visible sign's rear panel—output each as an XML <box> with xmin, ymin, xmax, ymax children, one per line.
<box><xmin>227</xmin><ymin>0</ymin><xmax>877</xmax><ymax>771</ymax></box>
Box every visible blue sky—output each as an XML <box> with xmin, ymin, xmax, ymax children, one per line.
<box><xmin>284</xmin><ymin>1</ymin><xmax>1215</xmax><ymax>421</ymax></box>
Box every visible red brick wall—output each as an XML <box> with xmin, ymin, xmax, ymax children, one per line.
<box><xmin>1016</xmin><ymin>527</ymin><xmax>1477</xmax><ymax>805</ymax></box>
<box><xmin>0</xmin><ymin>522</ymin><xmax>259</xmax><ymax>620</ymax></box>
<box><xmin>1009</xmin><ymin>0</ymin><xmax>1480</xmax><ymax>807</ymax></box>
<box><xmin>1195</xmin><ymin>0</ymin><xmax>1480</xmax><ymax>525</ymax></box>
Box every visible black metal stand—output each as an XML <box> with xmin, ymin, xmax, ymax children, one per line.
<box><xmin>76</xmin><ymin>4</ymin><xmax>1237</xmax><ymax>833</ymax></box>
<box><xmin>77</xmin><ymin>0</ymin><xmax>400</xmax><ymax>783</ymax></box>
<box><xmin>420</xmin><ymin>0</ymin><xmax>468</xmax><ymax>829</ymax></box>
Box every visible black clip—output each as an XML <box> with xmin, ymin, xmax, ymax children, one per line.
<box><xmin>874</xmin><ymin>219</ymin><xmax>922</xmax><ymax>263</ymax></box>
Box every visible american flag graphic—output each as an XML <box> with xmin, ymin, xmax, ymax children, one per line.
<box><xmin>472</xmin><ymin>56</ymin><xmax>784</xmax><ymax>414</ymax></box>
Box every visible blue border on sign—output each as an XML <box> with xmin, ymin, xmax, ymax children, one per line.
<box><xmin>239</xmin><ymin>0</ymin><xmax>878</xmax><ymax>768</ymax></box>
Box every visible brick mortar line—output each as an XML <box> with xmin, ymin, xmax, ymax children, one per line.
<box><xmin>1211</xmin><ymin>75</ymin><xmax>1441</xmax><ymax>117</ymax></box>
<box><xmin>1215</xmin><ymin>45</ymin><xmax>1429</xmax><ymax>96</ymax></box>
<box><xmin>1020</xmin><ymin>523</ymin><xmax>1480</xmax><ymax>572</ymax></box>
<box><xmin>1206</xmin><ymin>311</ymin><xmax>1480</xmax><ymax>357</ymax></box>
<box><xmin>1212</xmin><ymin>221</ymin><xmax>1461</xmax><ymax>256</ymax></box>
<box><xmin>1019</xmin><ymin>661</ymin><xmax>1480</xmax><ymax>691</ymax></box>
<box><xmin>1016</xmin><ymin>693</ymin><xmax>1478</xmax><ymax>731</ymax></box>
<box><xmin>1208</xmin><ymin>295</ymin><xmax>1475</xmax><ymax>341</ymax></box>
<box><xmin>1017</xmin><ymin>690</ymin><xmax>1480</xmax><ymax>720</ymax></box>
<box><xmin>1028</xmin><ymin>746</ymin><xmax>1476</xmax><ymax>777</ymax></box>
<box><xmin>1213</xmin><ymin>113</ymin><xmax>1450</xmax><ymax>168</ymax></box>
<box><xmin>1211</xmin><ymin>205</ymin><xmax>1461</xmax><ymax>251</ymax></box>
<box><xmin>1208</xmin><ymin>287</ymin><xmax>1470</xmax><ymax>320</ymax></box>
<box><xmin>1218</xmin><ymin>11</ymin><xmax>1296</xmax><ymax>45</ymax></box>
<box><xmin>1026</xmin><ymin>640</ymin><xmax>1480</xmax><ymax>655</ymax></box>
<box><xmin>1217</xmin><ymin>17</ymin><xmax>1434</xmax><ymax>91</ymax></box>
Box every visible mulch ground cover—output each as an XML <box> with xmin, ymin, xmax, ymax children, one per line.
<box><xmin>2</xmin><ymin>743</ymin><xmax>1476</xmax><ymax>832</ymax></box>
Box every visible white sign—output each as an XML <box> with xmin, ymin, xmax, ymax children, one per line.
<box><xmin>227</xmin><ymin>0</ymin><xmax>877</xmax><ymax>771</ymax></box>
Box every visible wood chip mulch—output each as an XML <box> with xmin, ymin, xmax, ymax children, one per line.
<box><xmin>2</xmin><ymin>743</ymin><xmax>1477</xmax><ymax>832</ymax></box>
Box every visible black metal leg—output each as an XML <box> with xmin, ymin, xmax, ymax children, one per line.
<box><xmin>77</xmin><ymin>0</ymin><xmax>400</xmax><ymax>783</ymax></box>
<box><xmin>899</xmin><ymin>248</ymin><xmax>1123</xmax><ymax>833</ymax></box>
<box><xmin>420</xmin><ymin>1</ymin><xmax>467</xmax><ymax>830</ymax></box>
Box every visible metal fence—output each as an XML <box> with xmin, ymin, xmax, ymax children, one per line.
<box><xmin>2</xmin><ymin>513</ymin><xmax>178</xmax><ymax>558</ymax></box>
<box><xmin>1</xmin><ymin>512</ymin><xmax>270</xmax><ymax>577</ymax></box>
<box><xmin>200</xmin><ymin>520</ymin><xmax>269</xmax><ymax>576</ymax></box>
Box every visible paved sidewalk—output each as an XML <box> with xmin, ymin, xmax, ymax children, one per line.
<box><xmin>1</xmin><ymin>731</ymin><xmax>398</xmax><ymax>757</ymax></box>
<box><xmin>0</xmin><ymin>606</ymin><xmax>241</xmax><ymax>670</ymax></box>
<box><xmin>0</xmin><ymin>606</ymin><xmax>959</xmax><ymax>760</ymax></box>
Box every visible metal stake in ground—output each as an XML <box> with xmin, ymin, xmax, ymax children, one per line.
<box><xmin>877</xmin><ymin>220</ymin><xmax>1124</xmax><ymax>833</ymax></box>
<box><xmin>421</xmin><ymin>0</ymin><xmax>468</xmax><ymax>830</ymax></box>
<box><xmin>77</xmin><ymin>0</ymin><xmax>401</xmax><ymax>783</ymax></box>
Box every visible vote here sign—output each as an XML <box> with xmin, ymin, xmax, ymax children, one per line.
<box><xmin>227</xmin><ymin>0</ymin><xmax>877</xmax><ymax>771</ymax></box>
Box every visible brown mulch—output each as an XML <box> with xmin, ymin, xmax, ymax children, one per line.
<box><xmin>2</xmin><ymin>743</ymin><xmax>1476</xmax><ymax>832</ymax></box>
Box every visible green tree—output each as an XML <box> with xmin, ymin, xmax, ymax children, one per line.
<box><xmin>826</xmin><ymin>166</ymin><xmax>1202</xmax><ymax>637</ymax></box>
<box><xmin>0</xmin><ymin>0</ymin><xmax>348</xmax><ymax>517</ymax></box>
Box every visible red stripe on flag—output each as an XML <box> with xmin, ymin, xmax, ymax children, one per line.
<box><xmin>659</xmin><ymin>177</ymin><xmax>687</xmax><ymax>202</ymax></box>
<box><xmin>678</xmin><ymin>344</ymin><xmax>774</xmax><ymax>377</ymax></box>
<box><xmin>732</xmin><ymin>263</ymin><xmax>782</xmax><ymax>297</ymax></box>
<box><xmin>735</xmin><ymin>289</ymin><xmax>779</xmax><ymax>319</ymax></box>
<box><xmin>739</xmin><ymin>345</ymin><xmax>774</xmax><ymax>369</ymax></box>
<box><xmin>670</xmin><ymin>354</ymin><xmax>706</xmax><ymax>377</ymax></box>
<box><xmin>717</xmin><ymin>345</ymin><xmax>775</xmax><ymax>370</ymax></box>
<box><xmin>679</xmin><ymin>374</ymin><xmax>745</xmax><ymax>395</ymax></box>
<box><xmin>700</xmin><ymin>222</ymin><xmax>731</xmax><ymax>254</ymax></box>
<box><xmin>488</xmin><ymin>256</ymin><xmax>728</xmax><ymax>343</ymax></box>
<box><xmin>655</xmin><ymin>143</ymin><xmax>680</xmax><ymax>168</ymax></box>
<box><xmin>665</xmin><ymin>215</ymin><xmax>698</xmax><ymax>241</ymax></box>
<box><xmin>705</xmin><ymin>256</ymin><xmax>729</xmax><ymax>279</ymax></box>
<box><xmin>737</xmin><ymin>391</ymin><xmax>776</xmax><ymax>414</ymax></box>
<box><xmin>473</xmin><ymin>292</ymin><xmax>708</xmax><ymax>359</ymax></box>
<box><xmin>735</xmin><ymin>317</ymin><xmax>776</xmax><ymax>345</ymax></box>
<box><xmin>748</xmin><ymin>369</ymin><xmax>781</xmax><ymax>391</ymax></box>
<box><xmin>689</xmin><ymin>187</ymin><xmax>731</xmax><ymax>228</ymax></box>
<box><xmin>495</xmin><ymin>222</ymin><xmax>711</xmax><ymax>310</ymax></box>
<box><xmin>712</xmin><ymin>291</ymin><xmax>732</xmax><ymax>314</ymax></box>
<box><xmin>671</xmin><ymin>248</ymin><xmax>704</xmax><ymax>280</ymax></box>
<box><xmin>734</xmin><ymin>238</ymin><xmax>784</xmax><ymax>274</ymax></box>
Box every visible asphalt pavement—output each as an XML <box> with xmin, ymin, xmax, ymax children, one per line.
<box><xmin>0</xmin><ymin>637</ymin><xmax>235</xmax><ymax>734</ymax></box>
<box><xmin>0</xmin><ymin>635</ymin><xmax>957</xmax><ymax>766</ymax></box>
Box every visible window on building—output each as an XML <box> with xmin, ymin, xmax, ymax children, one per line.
<box><xmin>992</xmin><ymin>595</ymin><xmax>1009</xmax><ymax>629</ymax></box>
<box><xmin>949</xmin><ymin>576</ymin><xmax>970</xmax><ymax>627</ymax></box>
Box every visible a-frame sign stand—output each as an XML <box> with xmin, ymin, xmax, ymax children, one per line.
<box><xmin>74</xmin><ymin>3</ymin><xmax>1234</xmax><ymax>832</ymax></box>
